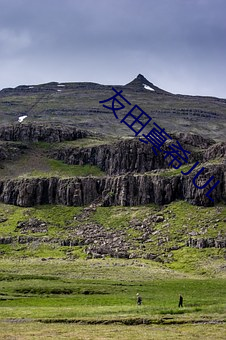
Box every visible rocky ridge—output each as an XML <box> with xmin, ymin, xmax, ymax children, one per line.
<box><xmin>0</xmin><ymin>163</ymin><xmax>225</xmax><ymax>207</ymax></box>
<box><xmin>0</xmin><ymin>123</ymin><xmax>92</xmax><ymax>143</ymax></box>
<box><xmin>50</xmin><ymin>135</ymin><xmax>217</xmax><ymax>176</ymax></box>
<box><xmin>0</xmin><ymin>124</ymin><xmax>226</xmax><ymax>208</ymax></box>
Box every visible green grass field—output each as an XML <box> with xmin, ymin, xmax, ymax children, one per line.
<box><xmin>0</xmin><ymin>322</ymin><xmax>225</xmax><ymax>340</ymax></box>
<box><xmin>0</xmin><ymin>200</ymin><xmax>225</xmax><ymax>338</ymax></box>
<box><xmin>0</xmin><ymin>257</ymin><xmax>225</xmax><ymax>339</ymax></box>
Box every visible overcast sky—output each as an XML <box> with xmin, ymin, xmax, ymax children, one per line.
<box><xmin>0</xmin><ymin>0</ymin><xmax>225</xmax><ymax>97</ymax></box>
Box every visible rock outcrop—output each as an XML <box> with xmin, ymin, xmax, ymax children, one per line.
<box><xmin>187</xmin><ymin>237</ymin><xmax>226</xmax><ymax>248</ymax></box>
<box><xmin>0</xmin><ymin>142</ymin><xmax>28</xmax><ymax>161</ymax></box>
<box><xmin>51</xmin><ymin>138</ymin><xmax>204</xmax><ymax>175</ymax></box>
<box><xmin>0</xmin><ymin>126</ymin><xmax>225</xmax><ymax>208</ymax></box>
<box><xmin>174</xmin><ymin>132</ymin><xmax>215</xmax><ymax>149</ymax></box>
<box><xmin>0</xmin><ymin>124</ymin><xmax>91</xmax><ymax>142</ymax></box>
<box><xmin>203</xmin><ymin>142</ymin><xmax>226</xmax><ymax>161</ymax></box>
<box><xmin>0</xmin><ymin>163</ymin><xmax>225</xmax><ymax>207</ymax></box>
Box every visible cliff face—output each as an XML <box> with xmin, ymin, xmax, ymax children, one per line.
<box><xmin>0</xmin><ymin>124</ymin><xmax>91</xmax><ymax>142</ymax></box>
<box><xmin>51</xmin><ymin>138</ymin><xmax>204</xmax><ymax>175</ymax></box>
<box><xmin>51</xmin><ymin>140</ymin><xmax>166</xmax><ymax>175</ymax></box>
<box><xmin>203</xmin><ymin>142</ymin><xmax>226</xmax><ymax>161</ymax></box>
<box><xmin>0</xmin><ymin>124</ymin><xmax>225</xmax><ymax>208</ymax></box>
<box><xmin>0</xmin><ymin>163</ymin><xmax>225</xmax><ymax>207</ymax></box>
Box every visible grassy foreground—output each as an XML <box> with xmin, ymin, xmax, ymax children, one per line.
<box><xmin>0</xmin><ymin>257</ymin><xmax>225</xmax><ymax>339</ymax></box>
<box><xmin>0</xmin><ymin>200</ymin><xmax>225</xmax><ymax>338</ymax></box>
<box><xmin>0</xmin><ymin>322</ymin><xmax>225</xmax><ymax>340</ymax></box>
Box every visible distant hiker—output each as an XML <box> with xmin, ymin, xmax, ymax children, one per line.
<box><xmin>178</xmin><ymin>294</ymin><xmax>183</xmax><ymax>308</ymax></box>
<box><xmin>136</xmin><ymin>293</ymin><xmax>142</xmax><ymax>306</ymax></box>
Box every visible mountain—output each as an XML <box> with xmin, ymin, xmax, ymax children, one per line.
<box><xmin>0</xmin><ymin>75</ymin><xmax>225</xmax><ymax>266</ymax></box>
<box><xmin>0</xmin><ymin>74</ymin><xmax>226</xmax><ymax>140</ymax></box>
<box><xmin>125</xmin><ymin>73</ymin><xmax>171</xmax><ymax>94</ymax></box>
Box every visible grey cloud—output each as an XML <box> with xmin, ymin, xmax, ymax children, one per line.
<box><xmin>0</xmin><ymin>0</ymin><xmax>225</xmax><ymax>97</ymax></box>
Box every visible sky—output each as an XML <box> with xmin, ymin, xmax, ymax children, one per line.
<box><xmin>0</xmin><ymin>0</ymin><xmax>225</xmax><ymax>97</ymax></box>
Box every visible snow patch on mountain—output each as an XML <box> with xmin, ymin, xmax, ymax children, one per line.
<box><xmin>143</xmin><ymin>84</ymin><xmax>155</xmax><ymax>91</ymax></box>
<box><xmin>18</xmin><ymin>115</ymin><xmax>27</xmax><ymax>123</ymax></box>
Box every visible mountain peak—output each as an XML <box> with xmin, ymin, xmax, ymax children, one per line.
<box><xmin>136</xmin><ymin>73</ymin><xmax>147</xmax><ymax>81</ymax></box>
<box><xmin>125</xmin><ymin>74</ymin><xmax>171</xmax><ymax>94</ymax></box>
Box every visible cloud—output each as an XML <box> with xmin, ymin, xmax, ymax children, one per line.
<box><xmin>0</xmin><ymin>28</ymin><xmax>31</xmax><ymax>57</ymax></box>
<box><xmin>0</xmin><ymin>0</ymin><xmax>225</xmax><ymax>97</ymax></box>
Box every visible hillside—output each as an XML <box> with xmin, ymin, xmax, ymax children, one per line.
<box><xmin>0</xmin><ymin>77</ymin><xmax>226</xmax><ymax>336</ymax></box>
<box><xmin>1</xmin><ymin>74</ymin><xmax>226</xmax><ymax>141</ymax></box>
<box><xmin>0</xmin><ymin>71</ymin><xmax>226</xmax><ymax>264</ymax></box>
<box><xmin>0</xmin><ymin>123</ymin><xmax>225</xmax><ymax>265</ymax></box>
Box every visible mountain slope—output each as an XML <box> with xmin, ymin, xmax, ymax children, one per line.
<box><xmin>0</xmin><ymin>74</ymin><xmax>226</xmax><ymax>140</ymax></box>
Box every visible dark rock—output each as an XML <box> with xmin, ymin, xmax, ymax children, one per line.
<box><xmin>0</xmin><ymin>129</ymin><xmax>225</xmax><ymax>209</ymax></box>
<box><xmin>203</xmin><ymin>142</ymin><xmax>226</xmax><ymax>161</ymax></box>
<box><xmin>0</xmin><ymin>161</ymin><xmax>225</xmax><ymax>207</ymax></box>
<box><xmin>0</xmin><ymin>123</ymin><xmax>91</xmax><ymax>143</ymax></box>
<box><xmin>174</xmin><ymin>132</ymin><xmax>214</xmax><ymax>149</ymax></box>
<box><xmin>60</xmin><ymin>239</ymin><xmax>80</xmax><ymax>246</ymax></box>
<box><xmin>187</xmin><ymin>237</ymin><xmax>226</xmax><ymax>248</ymax></box>
<box><xmin>15</xmin><ymin>218</ymin><xmax>48</xmax><ymax>233</ymax></box>
<box><xmin>144</xmin><ymin>253</ymin><xmax>158</xmax><ymax>260</ymax></box>
<box><xmin>169</xmin><ymin>246</ymin><xmax>181</xmax><ymax>251</ymax></box>
<box><xmin>155</xmin><ymin>215</ymin><xmax>164</xmax><ymax>223</ymax></box>
<box><xmin>50</xmin><ymin>137</ymin><xmax>205</xmax><ymax>176</ymax></box>
<box><xmin>0</xmin><ymin>237</ymin><xmax>13</xmax><ymax>244</ymax></box>
<box><xmin>0</xmin><ymin>142</ymin><xmax>28</xmax><ymax>161</ymax></box>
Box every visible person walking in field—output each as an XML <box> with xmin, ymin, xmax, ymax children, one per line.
<box><xmin>136</xmin><ymin>293</ymin><xmax>142</xmax><ymax>306</ymax></box>
<box><xmin>178</xmin><ymin>294</ymin><xmax>183</xmax><ymax>307</ymax></box>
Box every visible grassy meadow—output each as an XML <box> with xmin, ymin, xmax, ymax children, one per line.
<box><xmin>0</xmin><ymin>200</ymin><xmax>225</xmax><ymax>338</ymax></box>
<box><xmin>0</xmin><ymin>257</ymin><xmax>225</xmax><ymax>339</ymax></box>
